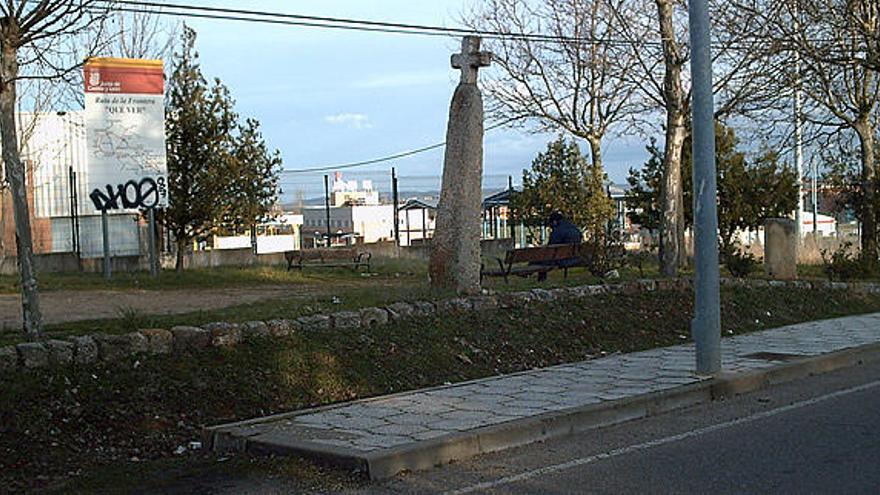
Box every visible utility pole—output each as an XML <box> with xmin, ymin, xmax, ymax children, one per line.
<box><xmin>508</xmin><ymin>175</ymin><xmax>515</xmax><ymax>242</ymax></box>
<box><xmin>688</xmin><ymin>0</ymin><xmax>721</xmax><ymax>375</ymax></box>
<box><xmin>68</xmin><ymin>166</ymin><xmax>78</xmax><ymax>256</ymax></box>
<box><xmin>812</xmin><ymin>156</ymin><xmax>819</xmax><ymax>237</ymax></box>
<box><xmin>324</xmin><ymin>174</ymin><xmax>332</xmax><ymax>247</ymax></box>
<box><xmin>392</xmin><ymin>167</ymin><xmax>400</xmax><ymax>245</ymax></box>
<box><xmin>793</xmin><ymin>7</ymin><xmax>804</xmax><ymax>244</ymax></box>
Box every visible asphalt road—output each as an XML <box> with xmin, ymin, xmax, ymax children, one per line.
<box><xmin>361</xmin><ymin>358</ymin><xmax>880</xmax><ymax>495</ymax></box>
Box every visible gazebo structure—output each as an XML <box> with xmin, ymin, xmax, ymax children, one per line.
<box><xmin>481</xmin><ymin>187</ymin><xmax>526</xmax><ymax>246</ymax></box>
<box><xmin>398</xmin><ymin>199</ymin><xmax>436</xmax><ymax>246</ymax></box>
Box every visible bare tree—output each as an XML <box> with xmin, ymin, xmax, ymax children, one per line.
<box><xmin>464</xmin><ymin>0</ymin><xmax>644</xmax><ymax>173</ymax></box>
<box><xmin>612</xmin><ymin>0</ymin><xmax>788</xmax><ymax>276</ymax></box>
<box><xmin>739</xmin><ymin>0</ymin><xmax>880</xmax><ymax>265</ymax></box>
<box><xmin>107</xmin><ymin>7</ymin><xmax>177</xmax><ymax>60</ymax></box>
<box><xmin>0</xmin><ymin>1</ymin><xmax>110</xmax><ymax>339</ymax></box>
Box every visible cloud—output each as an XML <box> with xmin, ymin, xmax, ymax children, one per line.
<box><xmin>324</xmin><ymin>113</ymin><xmax>373</xmax><ymax>129</ymax></box>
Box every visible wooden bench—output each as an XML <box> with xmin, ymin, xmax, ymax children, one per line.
<box><xmin>284</xmin><ymin>248</ymin><xmax>371</xmax><ymax>272</ymax></box>
<box><xmin>481</xmin><ymin>244</ymin><xmax>582</xmax><ymax>283</ymax></box>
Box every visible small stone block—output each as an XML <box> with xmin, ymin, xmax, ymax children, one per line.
<box><xmin>241</xmin><ymin>321</ymin><xmax>270</xmax><ymax>340</ymax></box>
<box><xmin>45</xmin><ymin>339</ymin><xmax>74</xmax><ymax>365</ymax></box>
<box><xmin>297</xmin><ymin>314</ymin><xmax>331</xmax><ymax>332</ymax></box>
<box><xmin>360</xmin><ymin>307</ymin><xmax>389</xmax><ymax>327</ymax></box>
<box><xmin>170</xmin><ymin>326</ymin><xmax>211</xmax><ymax>353</ymax></box>
<box><xmin>17</xmin><ymin>342</ymin><xmax>49</xmax><ymax>369</ymax></box>
<box><xmin>530</xmin><ymin>289</ymin><xmax>554</xmax><ymax>301</ymax></box>
<box><xmin>331</xmin><ymin>311</ymin><xmax>362</xmax><ymax>330</ymax></box>
<box><xmin>386</xmin><ymin>302</ymin><xmax>415</xmax><ymax>321</ymax></box>
<box><xmin>603</xmin><ymin>284</ymin><xmax>624</xmax><ymax>294</ymax></box>
<box><xmin>502</xmin><ymin>291</ymin><xmax>536</xmax><ymax>308</ymax></box>
<box><xmin>548</xmin><ymin>288</ymin><xmax>570</xmax><ymax>300</ymax></box>
<box><xmin>638</xmin><ymin>279</ymin><xmax>657</xmax><ymax>292</ymax></box>
<box><xmin>0</xmin><ymin>345</ymin><xmax>20</xmax><ymax>371</ymax></box>
<box><xmin>266</xmin><ymin>319</ymin><xmax>296</xmax><ymax>337</ymax></box>
<box><xmin>69</xmin><ymin>335</ymin><xmax>98</xmax><ymax>364</ymax></box>
<box><xmin>204</xmin><ymin>322</ymin><xmax>242</xmax><ymax>347</ymax></box>
<box><xmin>126</xmin><ymin>332</ymin><xmax>149</xmax><ymax>354</ymax></box>
<box><xmin>438</xmin><ymin>298</ymin><xmax>473</xmax><ymax>313</ymax></box>
<box><xmin>410</xmin><ymin>301</ymin><xmax>436</xmax><ymax>316</ymax></box>
<box><xmin>468</xmin><ymin>296</ymin><xmax>498</xmax><ymax>311</ymax></box>
<box><xmin>139</xmin><ymin>328</ymin><xmax>173</xmax><ymax>355</ymax></box>
<box><xmin>94</xmin><ymin>333</ymin><xmax>145</xmax><ymax>362</ymax></box>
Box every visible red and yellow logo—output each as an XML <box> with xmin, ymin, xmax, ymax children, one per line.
<box><xmin>84</xmin><ymin>58</ymin><xmax>164</xmax><ymax>95</ymax></box>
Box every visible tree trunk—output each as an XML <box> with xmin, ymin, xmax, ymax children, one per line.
<box><xmin>0</xmin><ymin>40</ymin><xmax>43</xmax><ymax>340</ymax></box>
<box><xmin>661</xmin><ymin>116</ymin><xmax>687</xmax><ymax>276</ymax></box>
<box><xmin>855</xmin><ymin>119</ymin><xmax>877</xmax><ymax>267</ymax></box>
<box><xmin>586</xmin><ymin>135</ymin><xmax>603</xmax><ymax>172</ymax></box>
<box><xmin>656</xmin><ymin>0</ymin><xmax>687</xmax><ymax>277</ymax></box>
<box><xmin>175</xmin><ymin>236</ymin><xmax>186</xmax><ymax>273</ymax></box>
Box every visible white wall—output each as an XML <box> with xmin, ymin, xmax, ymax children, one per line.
<box><xmin>215</xmin><ymin>235</ymin><xmax>298</xmax><ymax>253</ymax></box>
<box><xmin>352</xmin><ymin>204</ymin><xmax>394</xmax><ymax>243</ymax></box>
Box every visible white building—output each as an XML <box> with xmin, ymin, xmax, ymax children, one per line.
<box><xmin>302</xmin><ymin>204</ymin><xmax>394</xmax><ymax>247</ymax></box>
<box><xmin>801</xmin><ymin>211</ymin><xmax>837</xmax><ymax>237</ymax></box>
<box><xmin>214</xmin><ymin>213</ymin><xmax>304</xmax><ymax>253</ymax></box>
<box><xmin>331</xmin><ymin>172</ymin><xmax>379</xmax><ymax>206</ymax></box>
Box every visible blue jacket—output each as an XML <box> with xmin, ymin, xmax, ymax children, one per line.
<box><xmin>549</xmin><ymin>219</ymin><xmax>582</xmax><ymax>245</ymax></box>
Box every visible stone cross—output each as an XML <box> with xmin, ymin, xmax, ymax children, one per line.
<box><xmin>451</xmin><ymin>36</ymin><xmax>492</xmax><ymax>85</ymax></box>
<box><xmin>429</xmin><ymin>36</ymin><xmax>493</xmax><ymax>294</ymax></box>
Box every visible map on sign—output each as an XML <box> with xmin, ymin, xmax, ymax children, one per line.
<box><xmin>90</xmin><ymin>121</ymin><xmax>165</xmax><ymax>175</ymax></box>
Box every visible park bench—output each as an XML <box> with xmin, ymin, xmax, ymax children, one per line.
<box><xmin>284</xmin><ymin>248</ymin><xmax>371</xmax><ymax>272</ymax></box>
<box><xmin>481</xmin><ymin>243</ymin><xmax>584</xmax><ymax>283</ymax></box>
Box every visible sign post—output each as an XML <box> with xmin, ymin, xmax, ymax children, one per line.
<box><xmin>148</xmin><ymin>208</ymin><xmax>159</xmax><ymax>277</ymax></box>
<box><xmin>102</xmin><ymin>209</ymin><xmax>111</xmax><ymax>280</ymax></box>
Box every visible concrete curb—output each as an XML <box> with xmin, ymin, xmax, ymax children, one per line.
<box><xmin>205</xmin><ymin>341</ymin><xmax>880</xmax><ymax>480</ymax></box>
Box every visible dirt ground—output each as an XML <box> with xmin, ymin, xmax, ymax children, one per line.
<box><xmin>0</xmin><ymin>285</ymin><xmax>328</xmax><ymax>328</ymax></box>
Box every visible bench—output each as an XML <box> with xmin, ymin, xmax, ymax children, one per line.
<box><xmin>284</xmin><ymin>248</ymin><xmax>371</xmax><ymax>272</ymax></box>
<box><xmin>481</xmin><ymin>244</ymin><xmax>582</xmax><ymax>283</ymax></box>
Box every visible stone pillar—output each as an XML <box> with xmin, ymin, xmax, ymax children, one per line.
<box><xmin>764</xmin><ymin>218</ymin><xmax>798</xmax><ymax>280</ymax></box>
<box><xmin>428</xmin><ymin>37</ymin><xmax>491</xmax><ymax>295</ymax></box>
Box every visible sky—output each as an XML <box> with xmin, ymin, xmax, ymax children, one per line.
<box><xmin>177</xmin><ymin>0</ymin><xmax>650</xmax><ymax>200</ymax></box>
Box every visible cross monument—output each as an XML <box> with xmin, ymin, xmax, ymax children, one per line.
<box><xmin>429</xmin><ymin>36</ymin><xmax>493</xmax><ymax>294</ymax></box>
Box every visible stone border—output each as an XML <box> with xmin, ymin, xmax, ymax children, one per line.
<box><xmin>1</xmin><ymin>277</ymin><xmax>878</xmax><ymax>374</ymax></box>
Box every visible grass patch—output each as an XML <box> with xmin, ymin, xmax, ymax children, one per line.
<box><xmin>0</xmin><ymin>263</ymin><xmax>635</xmax><ymax>346</ymax></box>
<box><xmin>0</xmin><ymin>279</ymin><xmax>447</xmax><ymax>347</ymax></box>
<box><xmin>0</xmin><ymin>258</ymin><xmax>430</xmax><ymax>295</ymax></box>
<box><xmin>3</xmin><ymin>285</ymin><xmax>880</xmax><ymax>493</ymax></box>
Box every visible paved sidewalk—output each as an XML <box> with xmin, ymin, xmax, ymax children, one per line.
<box><xmin>206</xmin><ymin>313</ymin><xmax>880</xmax><ymax>479</ymax></box>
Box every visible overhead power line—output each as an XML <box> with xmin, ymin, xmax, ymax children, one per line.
<box><xmin>283</xmin><ymin>120</ymin><xmax>512</xmax><ymax>174</ymax></box>
<box><xmin>92</xmin><ymin>0</ymin><xmax>662</xmax><ymax>47</ymax></box>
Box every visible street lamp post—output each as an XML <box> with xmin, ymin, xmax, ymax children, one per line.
<box><xmin>688</xmin><ymin>0</ymin><xmax>721</xmax><ymax>375</ymax></box>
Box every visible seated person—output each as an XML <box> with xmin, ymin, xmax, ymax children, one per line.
<box><xmin>547</xmin><ymin>212</ymin><xmax>582</xmax><ymax>246</ymax></box>
<box><xmin>535</xmin><ymin>212</ymin><xmax>583</xmax><ymax>280</ymax></box>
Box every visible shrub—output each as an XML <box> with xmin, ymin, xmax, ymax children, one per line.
<box><xmin>723</xmin><ymin>248</ymin><xmax>759</xmax><ymax>278</ymax></box>
<box><xmin>821</xmin><ymin>242</ymin><xmax>863</xmax><ymax>282</ymax></box>
<box><xmin>581</xmin><ymin>230</ymin><xmax>627</xmax><ymax>278</ymax></box>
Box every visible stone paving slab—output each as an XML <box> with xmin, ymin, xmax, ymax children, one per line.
<box><xmin>205</xmin><ymin>313</ymin><xmax>880</xmax><ymax>478</ymax></box>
